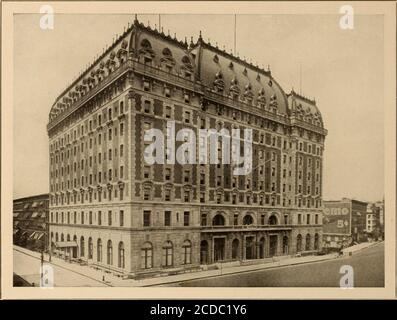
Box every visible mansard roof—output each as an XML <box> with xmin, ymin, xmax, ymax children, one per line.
<box><xmin>48</xmin><ymin>16</ymin><xmax>323</xmax><ymax>131</ymax></box>
<box><xmin>287</xmin><ymin>90</ymin><xmax>324</xmax><ymax>128</ymax></box>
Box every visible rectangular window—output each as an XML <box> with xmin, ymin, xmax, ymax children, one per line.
<box><xmin>164</xmin><ymin>211</ymin><xmax>171</xmax><ymax>226</ymax></box>
<box><xmin>165</xmin><ymin>106</ymin><xmax>172</xmax><ymax>118</ymax></box>
<box><xmin>108</xmin><ymin>211</ymin><xmax>112</xmax><ymax>226</ymax></box>
<box><xmin>143</xmin><ymin>210</ymin><xmax>151</xmax><ymax>227</ymax></box>
<box><xmin>120</xmin><ymin>210</ymin><xmax>124</xmax><ymax>227</ymax></box>
<box><xmin>98</xmin><ymin>211</ymin><xmax>102</xmax><ymax>225</ymax></box>
<box><xmin>183</xmin><ymin>211</ymin><xmax>190</xmax><ymax>226</ymax></box>
<box><xmin>165</xmin><ymin>168</ymin><xmax>171</xmax><ymax>181</ymax></box>
<box><xmin>201</xmin><ymin>214</ymin><xmax>207</xmax><ymax>226</ymax></box>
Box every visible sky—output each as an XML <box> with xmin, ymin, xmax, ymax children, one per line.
<box><xmin>13</xmin><ymin>13</ymin><xmax>384</xmax><ymax>202</ymax></box>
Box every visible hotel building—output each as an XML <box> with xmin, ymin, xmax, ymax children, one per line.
<box><xmin>47</xmin><ymin>17</ymin><xmax>327</xmax><ymax>277</ymax></box>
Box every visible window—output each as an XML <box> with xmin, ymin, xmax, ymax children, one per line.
<box><xmin>120</xmin><ymin>144</ymin><xmax>124</xmax><ymax>157</ymax></box>
<box><xmin>120</xmin><ymin>210</ymin><xmax>124</xmax><ymax>227</ymax></box>
<box><xmin>182</xmin><ymin>240</ymin><xmax>192</xmax><ymax>264</ymax></box>
<box><xmin>315</xmin><ymin>214</ymin><xmax>319</xmax><ymax>224</ymax></box>
<box><xmin>184</xmin><ymin>211</ymin><xmax>190</xmax><ymax>226</ymax></box>
<box><xmin>80</xmin><ymin>237</ymin><xmax>85</xmax><ymax>257</ymax></box>
<box><xmin>184</xmin><ymin>191</ymin><xmax>190</xmax><ymax>202</ymax></box>
<box><xmin>118</xmin><ymin>242</ymin><xmax>125</xmax><ymax>268</ymax></box>
<box><xmin>298</xmin><ymin>213</ymin><xmax>302</xmax><ymax>224</ymax></box>
<box><xmin>143</xmin><ymin>210</ymin><xmax>151</xmax><ymax>227</ymax></box>
<box><xmin>143</xmin><ymin>188</ymin><xmax>151</xmax><ymax>200</ymax></box>
<box><xmin>97</xmin><ymin>239</ymin><xmax>102</xmax><ymax>262</ymax></box>
<box><xmin>165</xmin><ymin>189</ymin><xmax>171</xmax><ymax>201</ymax></box>
<box><xmin>200</xmin><ymin>192</ymin><xmax>205</xmax><ymax>203</ymax></box>
<box><xmin>143</xmin><ymin>166</ymin><xmax>150</xmax><ymax>179</ymax></box>
<box><xmin>144</xmin><ymin>100</ymin><xmax>151</xmax><ymax>113</ymax></box>
<box><xmin>98</xmin><ymin>211</ymin><xmax>102</xmax><ymax>225</ymax></box>
<box><xmin>184</xmin><ymin>170</ymin><xmax>190</xmax><ymax>183</ymax></box>
<box><xmin>162</xmin><ymin>241</ymin><xmax>173</xmax><ymax>267</ymax></box>
<box><xmin>120</xmin><ymin>123</ymin><xmax>124</xmax><ymax>136</ymax></box>
<box><xmin>201</xmin><ymin>214</ymin><xmax>207</xmax><ymax>226</ymax></box>
<box><xmin>306</xmin><ymin>214</ymin><xmax>310</xmax><ymax>225</ymax></box>
<box><xmin>108</xmin><ymin>211</ymin><xmax>112</xmax><ymax>226</ymax></box>
<box><xmin>234</xmin><ymin>214</ymin><xmax>239</xmax><ymax>226</ymax></box>
<box><xmin>89</xmin><ymin>211</ymin><xmax>92</xmax><ymax>225</ymax></box>
<box><xmin>107</xmin><ymin>240</ymin><xmax>113</xmax><ymax>265</ymax></box>
<box><xmin>164</xmin><ymin>211</ymin><xmax>171</xmax><ymax>226</ymax></box>
<box><xmin>165</xmin><ymin>106</ymin><xmax>172</xmax><ymax>118</ymax></box>
<box><xmin>88</xmin><ymin>237</ymin><xmax>93</xmax><ymax>259</ymax></box>
<box><xmin>165</xmin><ymin>168</ymin><xmax>171</xmax><ymax>181</ymax></box>
<box><xmin>184</xmin><ymin>111</ymin><xmax>191</xmax><ymax>124</ymax></box>
<box><xmin>141</xmin><ymin>242</ymin><xmax>153</xmax><ymax>269</ymax></box>
<box><xmin>81</xmin><ymin>211</ymin><xmax>85</xmax><ymax>224</ymax></box>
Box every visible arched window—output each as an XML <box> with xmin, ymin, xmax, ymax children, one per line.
<box><xmin>55</xmin><ymin>232</ymin><xmax>59</xmax><ymax>242</ymax></box>
<box><xmin>268</xmin><ymin>215</ymin><xmax>278</xmax><ymax>225</ymax></box>
<box><xmin>283</xmin><ymin>236</ymin><xmax>289</xmax><ymax>254</ymax></box>
<box><xmin>61</xmin><ymin>233</ymin><xmax>64</xmax><ymax>242</ymax></box>
<box><xmin>107</xmin><ymin>240</ymin><xmax>113</xmax><ymax>265</ymax></box>
<box><xmin>80</xmin><ymin>236</ymin><xmax>85</xmax><ymax>257</ymax></box>
<box><xmin>243</xmin><ymin>215</ymin><xmax>254</xmax><ymax>225</ymax></box>
<box><xmin>162</xmin><ymin>47</ymin><xmax>172</xmax><ymax>57</ymax></box>
<box><xmin>141</xmin><ymin>39</ymin><xmax>152</xmax><ymax>49</ymax></box>
<box><xmin>141</xmin><ymin>242</ymin><xmax>153</xmax><ymax>269</ymax></box>
<box><xmin>297</xmin><ymin>234</ymin><xmax>302</xmax><ymax>252</ymax></box>
<box><xmin>162</xmin><ymin>241</ymin><xmax>173</xmax><ymax>267</ymax></box>
<box><xmin>314</xmin><ymin>233</ymin><xmax>320</xmax><ymax>251</ymax></box>
<box><xmin>97</xmin><ymin>239</ymin><xmax>102</xmax><ymax>262</ymax></box>
<box><xmin>305</xmin><ymin>234</ymin><xmax>311</xmax><ymax>251</ymax></box>
<box><xmin>232</xmin><ymin>239</ymin><xmax>240</xmax><ymax>260</ymax></box>
<box><xmin>88</xmin><ymin>237</ymin><xmax>93</xmax><ymax>259</ymax></box>
<box><xmin>182</xmin><ymin>240</ymin><xmax>192</xmax><ymax>265</ymax></box>
<box><xmin>118</xmin><ymin>242</ymin><xmax>125</xmax><ymax>268</ymax></box>
<box><xmin>212</xmin><ymin>214</ymin><xmax>225</xmax><ymax>226</ymax></box>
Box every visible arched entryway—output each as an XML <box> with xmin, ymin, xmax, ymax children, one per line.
<box><xmin>200</xmin><ymin>240</ymin><xmax>209</xmax><ymax>264</ymax></box>
<box><xmin>305</xmin><ymin>234</ymin><xmax>311</xmax><ymax>251</ymax></box>
<box><xmin>283</xmin><ymin>236</ymin><xmax>289</xmax><ymax>255</ymax></box>
<box><xmin>269</xmin><ymin>235</ymin><xmax>278</xmax><ymax>256</ymax></box>
<box><xmin>296</xmin><ymin>234</ymin><xmax>302</xmax><ymax>253</ymax></box>
<box><xmin>72</xmin><ymin>235</ymin><xmax>78</xmax><ymax>258</ymax></box>
<box><xmin>314</xmin><ymin>233</ymin><xmax>320</xmax><ymax>251</ymax></box>
<box><xmin>232</xmin><ymin>239</ymin><xmax>240</xmax><ymax>260</ymax></box>
<box><xmin>259</xmin><ymin>237</ymin><xmax>266</xmax><ymax>259</ymax></box>
<box><xmin>214</xmin><ymin>237</ymin><xmax>225</xmax><ymax>262</ymax></box>
<box><xmin>245</xmin><ymin>236</ymin><xmax>255</xmax><ymax>260</ymax></box>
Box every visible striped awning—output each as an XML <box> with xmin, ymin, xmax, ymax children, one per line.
<box><xmin>13</xmin><ymin>212</ymin><xmax>20</xmax><ymax>217</ymax></box>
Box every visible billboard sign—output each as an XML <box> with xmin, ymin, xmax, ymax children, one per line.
<box><xmin>323</xmin><ymin>204</ymin><xmax>351</xmax><ymax>234</ymax></box>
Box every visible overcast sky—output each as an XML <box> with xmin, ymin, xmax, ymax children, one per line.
<box><xmin>14</xmin><ymin>13</ymin><xmax>384</xmax><ymax>202</ymax></box>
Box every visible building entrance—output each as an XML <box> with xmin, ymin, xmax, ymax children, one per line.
<box><xmin>269</xmin><ymin>235</ymin><xmax>278</xmax><ymax>256</ymax></box>
<box><xmin>213</xmin><ymin>238</ymin><xmax>225</xmax><ymax>262</ymax></box>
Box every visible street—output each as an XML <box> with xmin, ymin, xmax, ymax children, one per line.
<box><xmin>13</xmin><ymin>249</ymin><xmax>108</xmax><ymax>287</ymax></box>
<box><xmin>174</xmin><ymin>242</ymin><xmax>384</xmax><ymax>287</ymax></box>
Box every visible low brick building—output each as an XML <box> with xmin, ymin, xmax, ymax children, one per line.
<box><xmin>323</xmin><ymin>198</ymin><xmax>368</xmax><ymax>250</ymax></box>
<box><xmin>13</xmin><ymin>194</ymin><xmax>49</xmax><ymax>252</ymax></box>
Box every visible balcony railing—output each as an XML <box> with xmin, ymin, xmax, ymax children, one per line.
<box><xmin>201</xmin><ymin>224</ymin><xmax>294</xmax><ymax>232</ymax></box>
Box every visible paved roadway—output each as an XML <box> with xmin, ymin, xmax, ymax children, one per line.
<box><xmin>14</xmin><ymin>249</ymin><xmax>108</xmax><ymax>287</ymax></box>
<box><xmin>174</xmin><ymin>242</ymin><xmax>384</xmax><ymax>287</ymax></box>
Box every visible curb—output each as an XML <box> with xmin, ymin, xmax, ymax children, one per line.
<box><xmin>14</xmin><ymin>247</ymin><xmax>112</xmax><ymax>287</ymax></box>
<box><xmin>141</xmin><ymin>254</ymin><xmax>338</xmax><ymax>287</ymax></box>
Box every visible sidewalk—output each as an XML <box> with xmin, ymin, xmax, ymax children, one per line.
<box><xmin>14</xmin><ymin>245</ymin><xmax>339</xmax><ymax>287</ymax></box>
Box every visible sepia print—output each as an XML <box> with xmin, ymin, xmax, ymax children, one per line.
<box><xmin>2</xmin><ymin>1</ymin><xmax>396</xmax><ymax>299</ymax></box>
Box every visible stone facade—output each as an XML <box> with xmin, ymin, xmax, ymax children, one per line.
<box><xmin>47</xmin><ymin>17</ymin><xmax>327</xmax><ymax>277</ymax></box>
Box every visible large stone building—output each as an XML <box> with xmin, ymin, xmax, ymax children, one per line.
<box><xmin>47</xmin><ymin>17</ymin><xmax>327</xmax><ymax>277</ymax></box>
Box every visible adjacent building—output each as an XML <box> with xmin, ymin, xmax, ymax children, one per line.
<box><xmin>13</xmin><ymin>194</ymin><xmax>49</xmax><ymax>252</ymax></box>
<box><xmin>47</xmin><ymin>17</ymin><xmax>327</xmax><ymax>277</ymax></box>
<box><xmin>323</xmin><ymin>198</ymin><xmax>368</xmax><ymax>250</ymax></box>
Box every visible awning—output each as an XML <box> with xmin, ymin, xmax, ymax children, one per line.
<box><xmin>14</xmin><ymin>221</ymin><xmax>20</xmax><ymax>226</ymax></box>
<box><xmin>13</xmin><ymin>230</ymin><xmax>18</xmax><ymax>235</ymax></box>
<box><xmin>31</xmin><ymin>212</ymin><xmax>39</xmax><ymax>218</ymax></box>
<box><xmin>55</xmin><ymin>241</ymin><xmax>78</xmax><ymax>248</ymax></box>
<box><xmin>28</xmin><ymin>231</ymin><xmax>36</xmax><ymax>239</ymax></box>
<box><xmin>23</xmin><ymin>203</ymin><xmax>30</xmax><ymax>209</ymax></box>
<box><xmin>36</xmin><ymin>233</ymin><xmax>44</xmax><ymax>240</ymax></box>
<box><xmin>31</xmin><ymin>202</ymin><xmax>38</xmax><ymax>208</ymax></box>
<box><xmin>13</xmin><ymin>212</ymin><xmax>20</xmax><ymax>217</ymax></box>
